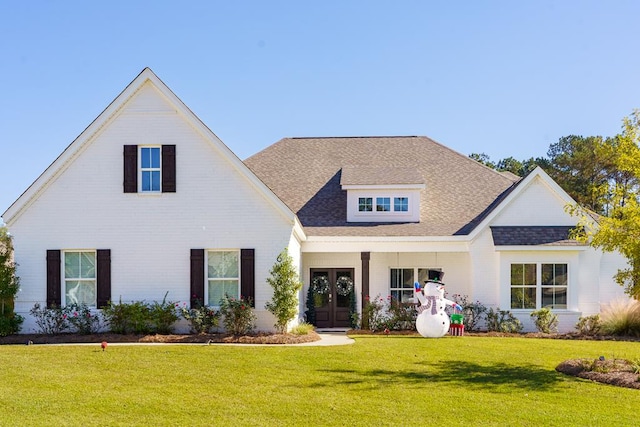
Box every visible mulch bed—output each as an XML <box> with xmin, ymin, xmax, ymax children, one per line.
<box><xmin>0</xmin><ymin>331</ymin><xmax>321</xmax><ymax>345</ymax></box>
<box><xmin>556</xmin><ymin>358</ymin><xmax>640</xmax><ymax>390</ymax></box>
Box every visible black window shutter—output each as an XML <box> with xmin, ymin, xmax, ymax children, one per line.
<box><xmin>162</xmin><ymin>145</ymin><xmax>176</xmax><ymax>193</ymax></box>
<box><xmin>241</xmin><ymin>249</ymin><xmax>255</xmax><ymax>307</ymax></box>
<box><xmin>190</xmin><ymin>249</ymin><xmax>205</xmax><ymax>308</ymax></box>
<box><xmin>96</xmin><ymin>249</ymin><xmax>111</xmax><ymax>308</ymax></box>
<box><xmin>123</xmin><ymin>145</ymin><xmax>138</xmax><ymax>193</ymax></box>
<box><xmin>46</xmin><ymin>250</ymin><xmax>61</xmax><ymax>308</ymax></box>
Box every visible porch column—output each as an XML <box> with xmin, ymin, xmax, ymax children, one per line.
<box><xmin>361</xmin><ymin>251</ymin><xmax>370</xmax><ymax>312</ymax></box>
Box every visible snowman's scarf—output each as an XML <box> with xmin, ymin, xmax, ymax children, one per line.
<box><xmin>417</xmin><ymin>296</ymin><xmax>439</xmax><ymax>315</ymax></box>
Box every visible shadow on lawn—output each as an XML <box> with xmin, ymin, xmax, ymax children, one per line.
<box><xmin>318</xmin><ymin>360</ymin><xmax>562</xmax><ymax>392</ymax></box>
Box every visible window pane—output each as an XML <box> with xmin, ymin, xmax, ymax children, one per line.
<box><xmin>141</xmin><ymin>148</ymin><xmax>151</xmax><ymax>168</ymax></box>
<box><xmin>151</xmin><ymin>171</ymin><xmax>161</xmax><ymax>191</ymax></box>
<box><xmin>376</xmin><ymin>197</ymin><xmax>390</xmax><ymax>212</ymax></box>
<box><xmin>511</xmin><ymin>287</ymin><xmax>536</xmax><ymax>309</ymax></box>
<box><xmin>524</xmin><ymin>264</ymin><xmax>536</xmax><ymax>286</ymax></box>
<box><xmin>542</xmin><ymin>287</ymin><xmax>567</xmax><ymax>309</ymax></box>
<box><xmin>358</xmin><ymin>198</ymin><xmax>372</xmax><ymax>212</ymax></box>
<box><xmin>208</xmin><ymin>251</ymin><xmax>239</xmax><ymax>279</ymax></box>
<box><xmin>390</xmin><ymin>268</ymin><xmax>414</xmax><ymax>289</ymax></box>
<box><xmin>65</xmin><ymin>280</ymin><xmax>96</xmax><ymax>306</ymax></box>
<box><xmin>400</xmin><ymin>290</ymin><xmax>414</xmax><ymax>303</ymax></box>
<box><xmin>142</xmin><ymin>171</ymin><xmax>151</xmax><ymax>191</ymax></box>
<box><xmin>417</xmin><ymin>268</ymin><xmax>429</xmax><ymax>284</ymax></box>
<box><xmin>394</xmin><ymin>197</ymin><xmax>408</xmax><ymax>212</ymax></box>
<box><xmin>401</xmin><ymin>268</ymin><xmax>414</xmax><ymax>287</ymax></box>
<box><xmin>65</xmin><ymin>252</ymin><xmax>80</xmax><ymax>278</ymax></box>
<box><xmin>208</xmin><ymin>279</ymin><xmax>239</xmax><ymax>306</ymax></box>
<box><xmin>151</xmin><ymin>147</ymin><xmax>160</xmax><ymax>168</ymax></box>
<box><xmin>80</xmin><ymin>252</ymin><xmax>96</xmax><ymax>279</ymax></box>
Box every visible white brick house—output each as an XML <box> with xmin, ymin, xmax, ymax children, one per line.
<box><xmin>2</xmin><ymin>68</ymin><xmax>630</xmax><ymax>333</ymax></box>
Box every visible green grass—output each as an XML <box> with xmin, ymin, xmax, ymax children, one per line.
<box><xmin>1</xmin><ymin>336</ymin><xmax>639</xmax><ymax>426</ymax></box>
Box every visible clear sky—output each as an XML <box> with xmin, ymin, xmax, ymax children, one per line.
<box><xmin>2</xmin><ymin>1</ymin><xmax>640</xmax><ymax>216</ymax></box>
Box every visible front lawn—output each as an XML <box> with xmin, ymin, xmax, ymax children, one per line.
<box><xmin>0</xmin><ymin>335</ymin><xmax>638</xmax><ymax>426</ymax></box>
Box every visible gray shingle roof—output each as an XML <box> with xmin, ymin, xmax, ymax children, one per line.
<box><xmin>340</xmin><ymin>166</ymin><xmax>425</xmax><ymax>186</ymax></box>
<box><xmin>244</xmin><ymin>136</ymin><xmax>520</xmax><ymax>237</ymax></box>
<box><xmin>490</xmin><ymin>226</ymin><xmax>583</xmax><ymax>246</ymax></box>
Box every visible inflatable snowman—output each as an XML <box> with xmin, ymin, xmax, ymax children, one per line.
<box><xmin>414</xmin><ymin>280</ymin><xmax>461</xmax><ymax>338</ymax></box>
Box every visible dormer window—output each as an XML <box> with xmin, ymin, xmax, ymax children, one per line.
<box><xmin>341</xmin><ymin>166</ymin><xmax>425</xmax><ymax>223</ymax></box>
<box><xmin>394</xmin><ymin>197</ymin><xmax>408</xmax><ymax>212</ymax></box>
<box><xmin>376</xmin><ymin>197</ymin><xmax>390</xmax><ymax>212</ymax></box>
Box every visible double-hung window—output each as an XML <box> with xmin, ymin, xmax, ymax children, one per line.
<box><xmin>140</xmin><ymin>146</ymin><xmax>161</xmax><ymax>192</ymax></box>
<box><xmin>207</xmin><ymin>250</ymin><xmax>240</xmax><ymax>306</ymax></box>
<box><xmin>390</xmin><ymin>268</ymin><xmax>441</xmax><ymax>303</ymax></box>
<box><xmin>64</xmin><ymin>251</ymin><xmax>97</xmax><ymax>307</ymax></box>
<box><xmin>510</xmin><ymin>263</ymin><xmax>567</xmax><ymax>309</ymax></box>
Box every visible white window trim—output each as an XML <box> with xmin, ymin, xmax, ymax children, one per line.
<box><xmin>509</xmin><ymin>262</ymin><xmax>568</xmax><ymax>311</ymax></box>
<box><xmin>62</xmin><ymin>250</ymin><xmax>97</xmax><ymax>308</ymax></box>
<box><xmin>205</xmin><ymin>249</ymin><xmax>241</xmax><ymax>307</ymax></box>
<box><xmin>357</xmin><ymin>194</ymin><xmax>412</xmax><ymax>216</ymax></box>
<box><xmin>389</xmin><ymin>267</ymin><xmax>442</xmax><ymax>303</ymax></box>
<box><xmin>139</xmin><ymin>146</ymin><xmax>162</xmax><ymax>193</ymax></box>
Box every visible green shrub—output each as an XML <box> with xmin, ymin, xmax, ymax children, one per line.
<box><xmin>530</xmin><ymin>307</ymin><xmax>559</xmax><ymax>333</ymax></box>
<box><xmin>450</xmin><ymin>294</ymin><xmax>487</xmax><ymax>332</ymax></box>
<box><xmin>178</xmin><ymin>302</ymin><xmax>220</xmax><ymax>334</ymax></box>
<box><xmin>29</xmin><ymin>303</ymin><xmax>69</xmax><ymax>334</ymax></box>
<box><xmin>265</xmin><ymin>249</ymin><xmax>303</xmax><ymax>333</ymax></box>
<box><xmin>0</xmin><ymin>227</ymin><xmax>22</xmax><ymax>336</ymax></box>
<box><xmin>0</xmin><ymin>314</ymin><xmax>23</xmax><ymax>337</ymax></box>
<box><xmin>66</xmin><ymin>303</ymin><xmax>102</xmax><ymax>334</ymax></box>
<box><xmin>361</xmin><ymin>295</ymin><xmax>388</xmax><ymax>332</ymax></box>
<box><xmin>304</xmin><ymin>284</ymin><xmax>316</xmax><ymax>325</ymax></box>
<box><xmin>148</xmin><ymin>293</ymin><xmax>179</xmax><ymax>334</ymax></box>
<box><xmin>385</xmin><ymin>297</ymin><xmax>417</xmax><ymax>331</ymax></box>
<box><xmin>220</xmin><ymin>295</ymin><xmax>256</xmax><ymax>335</ymax></box>
<box><xmin>599</xmin><ymin>299</ymin><xmax>640</xmax><ymax>336</ymax></box>
<box><xmin>575</xmin><ymin>314</ymin><xmax>601</xmax><ymax>335</ymax></box>
<box><xmin>486</xmin><ymin>308</ymin><xmax>523</xmax><ymax>333</ymax></box>
<box><xmin>290</xmin><ymin>321</ymin><xmax>314</xmax><ymax>335</ymax></box>
<box><xmin>103</xmin><ymin>295</ymin><xmax>179</xmax><ymax>335</ymax></box>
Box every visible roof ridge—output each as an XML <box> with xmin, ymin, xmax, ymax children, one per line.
<box><xmin>287</xmin><ymin>135</ymin><xmax>420</xmax><ymax>140</ymax></box>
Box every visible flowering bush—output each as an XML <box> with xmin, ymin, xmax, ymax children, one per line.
<box><xmin>220</xmin><ymin>295</ymin><xmax>256</xmax><ymax>335</ymax></box>
<box><xmin>66</xmin><ymin>303</ymin><xmax>102</xmax><ymax>334</ymax></box>
<box><xmin>29</xmin><ymin>303</ymin><xmax>69</xmax><ymax>334</ymax></box>
<box><xmin>178</xmin><ymin>301</ymin><xmax>220</xmax><ymax>334</ymax></box>
<box><xmin>361</xmin><ymin>295</ymin><xmax>387</xmax><ymax>331</ymax></box>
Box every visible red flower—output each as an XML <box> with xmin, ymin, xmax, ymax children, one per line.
<box><xmin>74</xmin><ymin>312</ymin><xmax>78</xmax><ymax>317</ymax></box>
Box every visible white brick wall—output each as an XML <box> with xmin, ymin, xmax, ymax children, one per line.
<box><xmin>10</xmin><ymin>81</ymin><xmax>299</xmax><ymax>333</ymax></box>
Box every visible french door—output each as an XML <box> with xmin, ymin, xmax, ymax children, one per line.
<box><xmin>310</xmin><ymin>268</ymin><xmax>354</xmax><ymax>328</ymax></box>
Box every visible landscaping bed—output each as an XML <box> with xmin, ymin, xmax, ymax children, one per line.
<box><xmin>0</xmin><ymin>331</ymin><xmax>321</xmax><ymax>345</ymax></box>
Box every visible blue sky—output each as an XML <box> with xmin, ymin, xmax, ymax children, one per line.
<box><xmin>2</xmin><ymin>1</ymin><xmax>640</xmax><ymax>216</ymax></box>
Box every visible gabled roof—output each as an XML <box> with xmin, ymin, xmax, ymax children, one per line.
<box><xmin>490</xmin><ymin>226</ymin><xmax>582</xmax><ymax>246</ymax></box>
<box><xmin>244</xmin><ymin>136</ymin><xmax>520</xmax><ymax>237</ymax></box>
<box><xmin>3</xmin><ymin>68</ymin><xmax>296</xmax><ymax>227</ymax></box>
